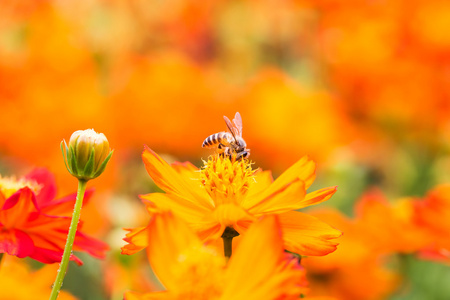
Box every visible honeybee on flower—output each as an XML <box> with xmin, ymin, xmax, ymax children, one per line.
<box><xmin>202</xmin><ymin>112</ymin><xmax>250</xmax><ymax>160</ymax></box>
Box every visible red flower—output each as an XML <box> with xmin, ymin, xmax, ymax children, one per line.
<box><xmin>0</xmin><ymin>168</ymin><xmax>108</xmax><ymax>264</ymax></box>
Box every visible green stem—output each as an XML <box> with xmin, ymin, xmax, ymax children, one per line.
<box><xmin>49</xmin><ymin>179</ymin><xmax>87</xmax><ymax>300</ymax></box>
<box><xmin>0</xmin><ymin>253</ymin><xmax>4</xmax><ymax>269</ymax></box>
<box><xmin>221</xmin><ymin>227</ymin><xmax>239</xmax><ymax>259</ymax></box>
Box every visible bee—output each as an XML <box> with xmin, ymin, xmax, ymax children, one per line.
<box><xmin>202</xmin><ymin>112</ymin><xmax>250</xmax><ymax>160</ymax></box>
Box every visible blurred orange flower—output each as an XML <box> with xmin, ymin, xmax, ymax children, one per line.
<box><xmin>355</xmin><ymin>189</ymin><xmax>431</xmax><ymax>254</ymax></box>
<box><xmin>303</xmin><ymin>187</ymin><xmax>450</xmax><ymax>299</ymax></box>
<box><xmin>413</xmin><ymin>184</ymin><xmax>450</xmax><ymax>262</ymax></box>
<box><xmin>122</xmin><ymin>147</ymin><xmax>341</xmax><ymax>257</ymax></box>
<box><xmin>235</xmin><ymin>69</ymin><xmax>355</xmax><ymax>168</ymax></box>
<box><xmin>0</xmin><ymin>168</ymin><xmax>108</xmax><ymax>264</ymax></box>
<box><xmin>315</xmin><ymin>0</ymin><xmax>450</xmax><ymax>147</ymax></box>
<box><xmin>303</xmin><ymin>209</ymin><xmax>400</xmax><ymax>300</ymax></box>
<box><xmin>0</xmin><ymin>256</ymin><xmax>76</xmax><ymax>300</ymax></box>
<box><xmin>124</xmin><ymin>211</ymin><xmax>307</xmax><ymax>300</ymax></box>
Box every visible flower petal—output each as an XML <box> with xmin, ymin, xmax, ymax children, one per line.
<box><xmin>25</xmin><ymin>168</ymin><xmax>57</xmax><ymax>206</ymax></box>
<box><xmin>0</xmin><ymin>229</ymin><xmax>34</xmax><ymax>258</ymax></box>
<box><xmin>142</xmin><ymin>146</ymin><xmax>213</xmax><ymax>210</ymax></box>
<box><xmin>74</xmin><ymin>231</ymin><xmax>109</xmax><ymax>258</ymax></box>
<box><xmin>246</xmin><ymin>170</ymin><xmax>273</xmax><ymax>198</ymax></box>
<box><xmin>242</xmin><ymin>156</ymin><xmax>317</xmax><ymax>214</ymax></box>
<box><xmin>278</xmin><ymin>211</ymin><xmax>342</xmax><ymax>256</ymax></box>
<box><xmin>171</xmin><ymin>161</ymin><xmax>200</xmax><ymax>177</ymax></box>
<box><xmin>1</xmin><ymin>188</ymin><xmax>39</xmax><ymax>228</ymax></box>
<box><xmin>121</xmin><ymin>226</ymin><xmax>149</xmax><ymax>255</ymax></box>
<box><xmin>296</xmin><ymin>186</ymin><xmax>338</xmax><ymax>209</ymax></box>
<box><xmin>244</xmin><ymin>179</ymin><xmax>307</xmax><ymax>215</ymax></box>
<box><xmin>223</xmin><ymin>215</ymin><xmax>304</xmax><ymax>300</ymax></box>
<box><xmin>0</xmin><ymin>191</ymin><xmax>5</xmax><ymax>208</ymax></box>
<box><xmin>29</xmin><ymin>247</ymin><xmax>83</xmax><ymax>265</ymax></box>
<box><xmin>0</xmin><ymin>256</ymin><xmax>77</xmax><ymax>299</ymax></box>
<box><xmin>141</xmin><ymin>192</ymin><xmax>211</xmax><ymax>222</ymax></box>
<box><xmin>209</xmin><ymin>202</ymin><xmax>255</xmax><ymax>235</ymax></box>
<box><xmin>2</xmin><ymin>187</ymin><xmax>38</xmax><ymax>211</ymax></box>
<box><xmin>40</xmin><ymin>189</ymin><xmax>94</xmax><ymax>217</ymax></box>
<box><xmin>146</xmin><ymin>211</ymin><xmax>201</xmax><ymax>291</ymax></box>
<box><xmin>270</xmin><ymin>155</ymin><xmax>316</xmax><ymax>191</ymax></box>
<box><xmin>124</xmin><ymin>291</ymin><xmax>170</xmax><ymax>300</ymax></box>
<box><xmin>141</xmin><ymin>193</ymin><xmax>221</xmax><ymax>241</ymax></box>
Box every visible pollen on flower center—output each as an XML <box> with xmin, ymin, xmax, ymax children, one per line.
<box><xmin>0</xmin><ymin>175</ymin><xmax>42</xmax><ymax>198</ymax></box>
<box><xmin>200</xmin><ymin>155</ymin><xmax>255</xmax><ymax>206</ymax></box>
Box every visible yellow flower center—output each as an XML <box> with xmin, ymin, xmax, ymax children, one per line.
<box><xmin>172</xmin><ymin>245</ymin><xmax>225</xmax><ymax>299</ymax></box>
<box><xmin>200</xmin><ymin>155</ymin><xmax>255</xmax><ymax>206</ymax></box>
<box><xmin>0</xmin><ymin>175</ymin><xmax>42</xmax><ymax>199</ymax></box>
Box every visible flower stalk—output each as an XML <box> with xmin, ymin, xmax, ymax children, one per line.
<box><xmin>49</xmin><ymin>179</ymin><xmax>87</xmax><ymax>300</ymax></box>
<box><xmin>221</xmin><ymin>227</ymin><xmax>239</xmax><ymax>259</ymax></box>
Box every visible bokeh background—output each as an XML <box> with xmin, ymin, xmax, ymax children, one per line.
<box><xmin>1</xmin><ymin>0</ymin><xmax>450</xmax><ymax>299</ymax></box>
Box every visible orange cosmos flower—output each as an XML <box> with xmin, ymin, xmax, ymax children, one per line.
<box><xmin>302</xmin><ymin>209</ymin><xmax>400</xmax><ymax>300</ymax></box>
<box><xmin>354</xmin><ymin>189</ymin><xmax>431</xmax><ymax>254</ymax></box>
<box><xmin>0</xmin><ymin>256</ymin><xmax>76</xmax><ymax>300</ymax></box>
<box><xmin>0</xmin><ymin>168</ymin><xmax>108</xmax><ymax>264</ymax></box>
<box><xmin>124</xmin><ymin>211</ymin><xmax>307</xmax><ymax>300</ymax></box>
<box><xmin>122</xmin><ymin>147</ymin><xmax>341</xmax><ymax>257</ymax></box>
<box><xmin>413</xmin><ymin>184</ymin><xmax>450</xmax><ymax>262</ymax></box>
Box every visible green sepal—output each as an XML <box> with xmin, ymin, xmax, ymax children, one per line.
<box><xmin>69</xmin><ymin>145</ymin><xmax>78</xmax><ymax>175</ymax></box>
<box><xmin>93</xmin><ymin>150</ymin><xmax>113</xmax><ymax>178</ymax></box>
<box><xmin>65</xmin><ymin>142</ymin><xmax>69</xmax><ymax>162</ymax></box>
<box><xmin>60</xmin><ymin>140</ymin><xmax>71</xmax><ymax>174</ymax></box>
<box><xmin>83</xmin><ymin>148</ymin><xmax>96</xmax><ymax>178</ymax></box>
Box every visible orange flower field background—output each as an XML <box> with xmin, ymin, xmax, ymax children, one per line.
<box><xmin>1</xmin><ymin>0</ymin><xmax>450</xmax><ymax>299</ymax></box>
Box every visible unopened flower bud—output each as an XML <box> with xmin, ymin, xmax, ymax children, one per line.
<box><xmin>61</xmin><ymin>129</ymin><xmax>113</xmax><ymax>181</ymax></box>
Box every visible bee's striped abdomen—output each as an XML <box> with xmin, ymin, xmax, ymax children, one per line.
<box><xmin>202</xmin><ymin>132</ymin><xmax>230</xmax><ymax>148</ymax></box>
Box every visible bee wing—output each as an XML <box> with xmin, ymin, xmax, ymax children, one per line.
<box><xmin>224</xmin><ymin>115</ymin><xmax>239</xmax><ymax>140</ymax></box>
<box><xmin>232</xmin><ymin>112</ymin><xmax>243</xmax><ymax>137</ymax></box>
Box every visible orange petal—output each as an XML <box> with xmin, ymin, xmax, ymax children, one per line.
<box><xmin>141</xmin><ymin>193</ymin><xmax>221</xmax><ymax>242</ymax></box>
<box><xmin>0</xmin><ymin>256</ymin><xmax>77</xmax><ymax>300</ymax></box>
<box><xmin>142</xmin><ymin>146</ymin><xmax>213</xmax><ymax>210</ymax></box>
<box><xmin>171</xmin><ymin>161</ymin><xmax>199</xmax><ymax>176</ymax></box>
<box><xmin>279</xmin><ymin>211</ymin><xmax>342</xmax><ymax>256</ymax></box>
<box><xmin>194</xmin><ymin>222</ymin><xmax>224</xmax><ymax>241</ymax></box>
<box><xmin>296</xmin><ymin>186</ymin><xmax>338</xmax><ymax>209</ymax></box>
<box><xmin>246</xmin><ymin>170</ymin><xmax>273</xmax><ymax>198</ymax></box>
<box><xmin>124</xmin><ymin>291</ymin><xmax>170</xmax><ymax>300</ymax></box>
<box><xmin>210</xmin><ymin>202</ymin><xmax>256</xmax><ymax>230</ymax></box>
<box><xmin>270</xmin><ymin>155</ymin><xmax>316</xmax><ymax>191</ymax></box>
<box><xmin>121</xmin><ymin>226</ymin><xmax>149</xmax><ymax>255</ymax></box>
<box><xmin>242</xmin><ymin>156</ymin><xmax>316</xmax><ymax>214</ymax></box>
<box><xmin>146</xmin><ymin>211</ymin><xmax>201</xmax><ymax>291</ymax></box>
<box><xmin>244</xmin><ymin>179</ymin><xmax>307</xmax><ymax>215</ymax></box>
<box><xmin>141</xmin><ymin>193</ymin><xmax>211</xmax><ymax>222</ymax></box>
<box><xmin>124</xmin><ymin>291</ymin><xmax>142</xmax><ymax>300</ymax></box>
<box><xmin>223</xmin><ymin>215</ymin><xmax>303</xmax><ymax>300</ymax></box>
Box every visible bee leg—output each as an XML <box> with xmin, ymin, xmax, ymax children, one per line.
<box><xmin>236</xmin><ymin>151</ymin><xmax>249</xmax><ymax>160</ymax></box>
<box><xmin>224</xmin><ymin>147</ymin><xmax>232</xmax><ymax>159</ymax></box>
<box><xmin>217</xmin><ymin>143</ymin><xmax>227</xmax><ymax>157</ymax></box>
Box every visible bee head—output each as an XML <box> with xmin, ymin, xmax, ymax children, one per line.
<box><xmin>235</xmin><ymin>136</ymin><xmax>247</xmax><ymax>149</ymax></box>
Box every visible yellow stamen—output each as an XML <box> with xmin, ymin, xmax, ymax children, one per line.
<box><xmin>0</xmin><ymin>175</ymin><xmax>42</xmax><ymax>198</ymax></box>
<box><xmin>200</xmin><ymin>155</ymin><xmax>256</xmax><ymax>206</ymax></box>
